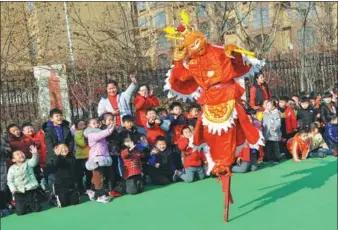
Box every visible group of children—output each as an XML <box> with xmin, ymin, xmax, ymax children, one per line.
<box><xmin>0</xmin><ymin>87</ymin><xmax>337</xmax><ymax>217</ymax></box>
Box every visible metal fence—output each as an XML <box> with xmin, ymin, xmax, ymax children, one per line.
<box><xmin>1</xmin><ymin>51</ymin><xmax>337</xmax><ymax>130</ymax></box>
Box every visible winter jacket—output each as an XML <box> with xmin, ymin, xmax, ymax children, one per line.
<box><xmin>310</xmin><ymin>133</ymin><xmax>328</xmax><ymax>150</ymax></box>
<box><xmin>1</xmin><ymin>137</ymin><xmax>11</xmax><ymax>191</ymax></box>
<box><xmin>250</xmin><ymin>84</ymin><xmax>271</xmax><ymax>110</ymax></box>
<box><xmin>263</xmin><ymin>108</ymin><xmax>282</xmax><ymax>142</ymax></box>
<box><xmin>280</xmin><ymin>106</ymin><xmax>297</xmax><ymax>135</ymax></box>
<box><xmin>43</xmin><ymin>120</ymin><xmax>74</xmax><ymax>174</ymax></box>
<box><xmin>177</xmin><ymin>137</ymin><xmax>206</xmax><ymax>168</ymax></box>
<box><xmin>53</xmin><ymin>154</ymin><xmax>77</xmax><ymax>191</ymax></box>
<box><xmin>7</xmin><ymin>152</ymin><xmax>39</xmax><ymax>193</ymax></box>
<box><xmin>121</xmin><ymin>148</ymin><xmax>143</xmax><ymax>179</ymax></box>
<box><xmin>326</xmin><ymin>123</ymin><xmax>337</xmax><ymax>149</ymax></box>
<box><xmin>146</xmin><ymin>119</ymin><xmax>169</xmax><ymax>146</ymax></box>
<box><xmin>148</xmin><ymin>149</ymin><xmax>176</xmax><ymax>172</ymax></box>
<box><xmin>84</xmin><ymin>127</ymin><xmax>113</xmax><ymax>171</ymax></box>
<box><xmin>168</xmin><ymin>114</ymin><xmax>188</xmax><ymax>143</ymax></box>
<box><xmin>23</xmin><ymin>130</ymin><xmax>47</xmax><ymax>168</ymax></box>
<box><xmin>297</xmin><ymin>107</ymin><xmax>315</xmax><ymax>129</ymax></box>
<box><xmin>287</xmin><ymin>134</ymin><xmax>311</xmax><ymax>160</ymax></box>
<box><xmin>134</xmin><ymin>94</ymin><xmax>160</xmax><ymax>127</ymax></box>
<box><xmin>97</xmin><ymin>82</ymin><xmax>137</xmax><ymax>122</ymax></box>
<box><xmin>320</xmin><ymin>102</ymin><xmax>336</xmax><ymax>124</ymax></box>
<box><xmin>8</xmin><ymin>135</ymin><xmax>35</xmax><ymax>159</ymax></box>
<box><xmin>74</xmin><ymin>130</ymin><xmax>90</xmax><ymax>159</ymax></box>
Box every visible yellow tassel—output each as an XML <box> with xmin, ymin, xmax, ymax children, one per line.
<box><xmin>180</xmin><ymin>9</ymin><xmax>190</xmax><ymax>26</ymax></box>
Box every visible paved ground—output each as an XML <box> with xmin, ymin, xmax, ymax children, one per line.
<box><xmin>1</xmin><ymin>157</ymin><xmax>337</xmax><ymax>230</ymax></box>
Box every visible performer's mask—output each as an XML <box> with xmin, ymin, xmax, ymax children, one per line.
<box><xmin>184</xmin><ymin>31</ymin><xmax>207</xmax><ymax>58</ymax></box>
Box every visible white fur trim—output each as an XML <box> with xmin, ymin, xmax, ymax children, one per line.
<box><xmin>248</xmin><ymin>130</ymin><xmax>265</xmax><ymax>149</ymax></box>
<box><xmin>201</xmin><ymin>108</ymin><xmax>238</xmax><ymax>136</ymax></box>
<box><xmin>163</xmin><ymin>68</ymin><xmax>201</xmax><ymax>102</ymax></box>
<box><xmin>234</xmin><ymin>54</ymin><xmax>266</xmax><ymax>80</ymax></box>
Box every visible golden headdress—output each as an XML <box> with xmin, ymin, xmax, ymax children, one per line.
<box><xmin>163</xmin><ymin>9</ymin><xmax>193</xmax><ymax>41</ymax></box>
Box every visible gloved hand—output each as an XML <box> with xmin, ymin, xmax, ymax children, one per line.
<box><xmin>173</xmin><ymin>43</ymin><xmax>187</xmax><ymax>61</ymax></box>
<box><xmin>224</xmin><ymin>44</ymin><xmax>239</xmax><ymax>58</ymax></box>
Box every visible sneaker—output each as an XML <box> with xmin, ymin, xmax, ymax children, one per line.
<box><xmin>173</xmin><ymin>170</ymin><xmax>181</xmax><ymax>182</ymax></box>
<box><xmin>87</xmin><ymin>190</ymin><xmax>96</xmax><ymax>201</ymax></box>
<box><xmin>108</xmin><ymin>191</ymin><xmax>121</xmax><ymax>198</ymax></box>
<box><xmin>0</xmin><ymin>209</ymin><xmax>11</xmax><ymax>217</ymax></box>
<box><xmin>96</xmin><ymin>195</ymin><xmax>111</xmax><ymax>203</ymax></box>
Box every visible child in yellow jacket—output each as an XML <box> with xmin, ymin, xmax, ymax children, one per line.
<box><xmin>74</xmin><ymin>120</ymin><xmax>92</xmax><ymax>194</ymax></box>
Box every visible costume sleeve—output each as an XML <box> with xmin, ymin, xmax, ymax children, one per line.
<box><xmin>7</xmin><ymin>167</ymin><xmax>18</xmax><ymax>193</ymax></box>
<box><xmin>163</xmin><ymin>61</ymin><xmax>201</xmax><ymax>102</ymax></box>
<box><xmin>27</xmin><ymin>152</ymin><xmax>39</xmax><ymax>168</ymax></box>
<box><xmin>231</xmin><ymin>52</ymin><xmax>266</xmax><ymax>80</ymax></box>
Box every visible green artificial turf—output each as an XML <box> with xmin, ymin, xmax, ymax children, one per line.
<box><xmin>1</xmin><ymin>157</ymin><xmax>337</xmax><ymax>230</ymax></box>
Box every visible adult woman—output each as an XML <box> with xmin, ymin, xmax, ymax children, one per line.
<box><xmin>134</xmin><ymin>84</ymin><xmax>160</xmax><ymax>134</ymax></box>
<box><xmin>97</xmin><ymin>73</ymin><xmax>137</xmax><ymax>126</ymax></box>
<box><xmin>250</xmin><ymin>72</ymin><xmax>271</xmax><ymax>111</ymax></box>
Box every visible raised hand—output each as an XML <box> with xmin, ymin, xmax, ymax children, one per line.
<box><xmin>130</xmin><ymin>73</ymin><xmax>137</xmax><ymax>84</ymax></box>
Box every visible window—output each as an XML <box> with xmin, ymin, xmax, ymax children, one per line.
<box><xmin>158</xmin><ymin>54</ymin><xmax>170</xmax><ymax>68</ymax></box>
<box><xmin>136</xmin><ymin>2</ymin><xmax>146</xmax><ymax>11</ymax></box>
<box><xmin>197</xmin><ymin>5</ymin><xmax>207</xmax><ymax>18</ymax></box>
<box><xmin>199</xmin><ymin>22</ymin><xmax>210</xmax><ymax>40</ymax></box>
<box><xmin>27</xmin><ymin>2</ymin><xmax>34</xmax><ymax>13</ymax></box>
<box><xmin>138</xmin><ymin>17</ymin><xmax>147</xmax><ymax>28</ymax></box>
<box><xmin>155</xmin><ymin>12</ymin><xmax>166</xmax><ymax>28</ymax></box>
<box><xmin>158</xmin><ymin>33</ymin><xmax>168</xmax><ymax>49</ymax></box>
<box><xmin>296</xmin><ymin>2</ymin><xmax>316</xmax><ymax>19</ymax></box>
<box><xmin>296</xmin><ymin>27</ymin><xmax>316</xmax><ymax>48</ymax></box>
<box><xmin>253</xmin><ymin>7</ymin><xmax>270</xmax><ymax>28</ymax></box>
<box><xmin>239</xmin><ymin>11</ymin><xmax>249</xmax><ymax>25</ymax></box>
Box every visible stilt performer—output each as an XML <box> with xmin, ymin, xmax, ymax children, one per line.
<box><xmin>163</xmin><ymin>10</ymin><xmax>265</xmax><ymax>222</ymax></box>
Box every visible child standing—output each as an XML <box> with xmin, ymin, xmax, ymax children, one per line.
<box><xmin>168</xmin><ymin>102</ymin><xmax>188</xmax><ymax>143</ymax></box>
<box><xmin>121</xmin><ymin>137</ymin><xmax>144</xmax><ymax>195</ymax></box>
<box><xmin>326</xmin><ymin>116</ymin><xmax>338</xmax><ymax>153</ymax></box>
<box><xmin>297</xmin><ymin>97</ymin><xmax>315</xmax><ymax>130</ymax></box>
<box><xmin>320</xmin><ymin>91</ymin><xmax>336</xmax><ymax>125</ymax></box>
<box><xmin>84</xmin><ymin>118</ymin><xmax>114</xmax><ymax>203</ymax></box>
<box><xmin>148</xmin><ymin>136</ymin><xmax>178</xmax><ymax>185</ymax></box>
<box><xmin>7</xmin><ymin>146</ymin><xmax>41</xmax><ymax>215</ymax></box>
<box><xmin>263</xmin><ymin>100</ymin><xmax>282</xmax><ymax>163</ymax></box>
<box><xmin>53</xmin><ymin>144</ymin><xmax>79</xmax><ymax>207</ymax></box>
<box><xmin>176</xmin><ymin>126</ymin><xmax>206</xmax><ymax>183</ymax></box>
<box><xmin>74</xmin><ymin>119</ymin><xmax>92</xmax><ymax>194</ymax></box>
<box><xmin>100</xmin><ymin>113</ymin><xmax>122</xmax><ymax>198</ymax></box>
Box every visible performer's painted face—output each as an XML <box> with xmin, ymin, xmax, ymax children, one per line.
<box><xmin>184</xmin><ymin>31</ymin><xmax>207</xmax><ymax>57</ymax></box>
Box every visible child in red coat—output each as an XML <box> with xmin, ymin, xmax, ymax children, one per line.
<box><xmin>121</xmin><ymin>137</ymin><xmax>144</xmax><ymax>195</ymax></box>
<box><xmin>175</xmin><ymin>126</ymin><xmax>206</xmax><ymax>183</ymax></box>
<box><xmin>145</xmin><ymin>108</ymin><xmax>170</xmax><ymax>146</ymax></box>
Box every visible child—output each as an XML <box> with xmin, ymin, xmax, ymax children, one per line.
<box><xmin>7</xmin><ymin>124</ymin><xmax>35</xmax><ymax>159</ymax></box>
<box><xmin>232</xmin><ymin>146</ymin><xmax>258</xmax><ymax>173</ymax></box>
<box><xmin>320</xmin><ymin>91</ymin><xmax>336</xmax><ymax>125</ymax></box>
<box><xmin>297</xmin><ymin>96</ymin><xmax>315</xmax><ymax>130</ymax></box>
<box><xmin>145</xmin><ymin>108</ymin><xmax>170</xmax><ymax>147</ymax></box>
<box><xmin>263</xmin><ymin>99</ymin><xmax>282</xmax><ymax>163</ymax></box>
<box><xmin>326</xmin><ymin>116</ymin><xmax>338</xmax><ymax>153</ymax></box>
<box><xmin>287</xmin><ymin>129</ymin><xmax>324</xmax><ymax>162</ymax></box>
<box><xmin>74</xmin><ymin>119</ymin><xmax>92</xmax><ymax>194</ymax></box>
<box><xmin>0</xmin><ymin>135</ymin><xmax>11</xmax><ymax>216</ymax></box>
<box><xmin>309</xmin><ymin>123</ymin><xmax>336</xmax><ymax>156</ymax></box>
<box><xmin>278</xmin><ymin>96</ymin><xmax>297</xmax><ymax>158</ymax></box>
<box><xmin>7</xmin><ymin>146</ymin><xmax>41</xmax><ymax>215</ymax></box>
<box><xmin>43</xmin><ymin>108</ymin><xmax>74</xmax><ymax>194</ymax></box>
<box><xmin>168</xmin><ymin>102</ymin><xmax>188</xmax><ymax>143</ymax></box>
<box><xmin>157</xmin><ymin>107</ymin><xmax>171</xmax><ymax>143</ymax></box>
<box><xmin>186</xmin><ymin>104</ymin><xmax>200</xmax><ymax>128</ymax></box>
<box><xmin>53</xmin><ymin>144</ymin><xmax>79</xmax><ymax>207</ymax></box>
<box><xmin>121</xmin><ymin>137</ymin><xmax>144</xmax><ymax>195</ymax></box>
<box><xmin>84</xmin><ymin>118</ymin><xmax>113</xmax><ymax>203</ymax></box>
<box><xmin>176</xmin><ymin>126</ymin><xmax>206</xmax><ymax>183</ymax></box>
<box><xmin>119</xmin><ymin>115</ymin><xmax>142</xmax><ymax>145</ymax></box>
<box><xmin>148</xmin><ymin>136</ymin><xmax>178</xmax><ymax>185</ymax></box>
<box><xmin>100</xmin><ymin>113</ymin><xmax>122</xmax><ymax>197</ymax></box>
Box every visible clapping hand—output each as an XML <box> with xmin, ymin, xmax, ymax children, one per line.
<box><xmin>130</xmin><ymin>73</ymin><xmax>137</xmax><ymax>84</ymax></box>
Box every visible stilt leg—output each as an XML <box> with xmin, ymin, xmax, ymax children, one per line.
<box><xmin>220</xmin><ymin>175</ymin><xmax>233</xmax><ymax>222</ymax></box>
